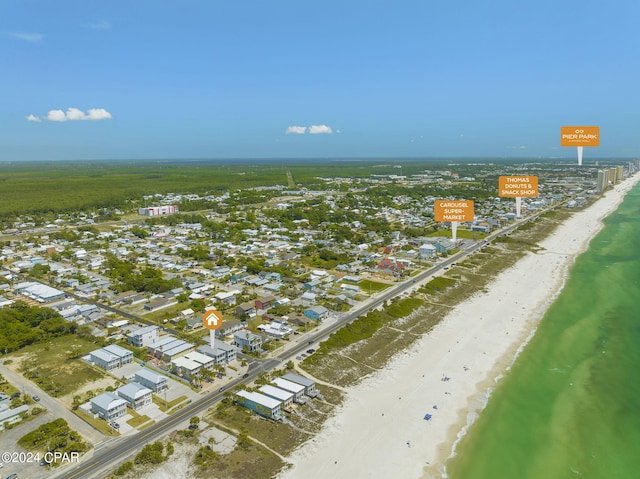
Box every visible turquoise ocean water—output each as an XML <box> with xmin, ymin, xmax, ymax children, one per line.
<box><xmin>444</xmin><ymin>183</ymin><xmax>640</xmax><ymax>479</ymax></box>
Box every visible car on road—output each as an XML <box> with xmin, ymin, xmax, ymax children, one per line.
<box><xmin>188</xmin><ymin>424</ymin><xmax>199</xmax><ymax>430</ymax></box>
<box><xmin>242</xmin><ymin>373</ymin><xmax>249</xmax><ymax>379</ymax></box>
<box><xmin>301</xmin><ymin>353</ymin><xmax>307</xmax><ymax>358</ymax></box>
<box><xmin>219</xmin><ymin>386</ymin><xmax>226</xmax><ymax>392</ymax></box>
<box><xmin>33</xmin><ymin>395</ymin><xmax>40</xmax><ymax>402</ymax></box>
<box><xmin>111</xmin><ymin>422</ymin><xmax>120</xmax><ymax>429</ymax></box>
<box><xmin>6</xmin><ymin>474</ymin><xmax>17</xmax><ymax>479</ymax></box>
<box><xmin>295</xmin><ymin>356</ymin><xmax>302</xmax><ymax>360</ymax></box>
<box><xmin>308</xmin><ymin>340</ymin><xmax>314</xmax><ymax>344</ymax></box>
<box><xmin>306</xmin><ymin>349</ymin><xmax>315</xmax><ymax>354</ymax></box>
<box><xmin>10</xmin><ymin>392</ymin><xmax>20</xmax><ymax>399</ymax></box>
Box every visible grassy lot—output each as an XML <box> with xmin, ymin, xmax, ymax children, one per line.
<box><xmin>193</xmin><ymin>440</ymin><xmax>285</xmax><ymax>479</ymax></box>
<box><xmin>427</xmin><ymin>229</ymin><xmax>489</xmax><ymax>240</ymax></box>
<box><xmin>152</xmin><ymin>394</ymin><xmax>189</xmax><ymax>412</ymax></box>
<box><xmin>125</xmin><ymin>409</ymin><xmax>154</xmax><ymax>428</ymax></box>
<box><xmin>18</xmin><ymin>418</ymin><xmax>91</xmax><ymax>463</ymax></box>
<box><xmin>14</xmin><ymin>335</ymin><xmax>107</xmax><ymax>397</ymax></box>
<box><xmin>209</xmin><ymin>403</ymin><xmax>311</xmax><ymax>457</ymax></box>
<box><xmin>145</xmin><ymin>432</ymin><xmax>286</xmax><ymax>479</ymax></box>
<box><xmin>139</xmin><ymin>303</ymin><xmax>187</xmax><ymax>324</ymax></box>
<box><xmin>358</xmin><ymin>279</ymin><xmax>392</xmax><ymax>293</ymax></box>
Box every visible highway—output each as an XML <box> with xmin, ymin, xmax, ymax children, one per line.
<box><xmin>54</xmin><ymin>202</ymin><xmax>564</xmax><ymax>479</ymax></box>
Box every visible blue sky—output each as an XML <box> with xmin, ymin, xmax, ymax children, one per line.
<box><xmin>2</xmin><ymin>0</ymin><xmax>639</xmax><ymax>161</ymax></box>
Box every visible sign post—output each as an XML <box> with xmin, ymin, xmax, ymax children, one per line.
<box><xmin>434</xmin><ymin>200</ymin><xmax>474</xmax><ymax>242</ymax></box>
<box><xmin>560</xmin><ymin>126</ymin><xmax>600</xmax><ymax>165</ymax></box>
<box><xmin>202</xmin><ymin>309</ymin><xmax>224</xmax><ymax>350</ymax></box>
<box><xmin>498</xmin><ymin>176</ymin><xmax>538</xmax><ymax>218</ymax></box>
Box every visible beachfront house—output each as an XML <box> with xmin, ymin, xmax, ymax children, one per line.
<box><xmin>235</xmin><ymin>390</ymin><xmax>282</xmax><ymax>420</ymax></box>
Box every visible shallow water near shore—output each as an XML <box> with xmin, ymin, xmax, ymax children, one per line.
<box><xmin>444</xmin><ymin>184</ymin><xmax>640</xmax><ymax>479</ymax></box>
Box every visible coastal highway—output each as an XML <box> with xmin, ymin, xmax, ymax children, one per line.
<box><xmin>55</xmin><ymin>204</ymin><xmax>562</xmax><ymax>479</ymax></box>
<box><xmin>55</xmin><ymin>367</ymin><xmax>271</xmax><ymax>479</ymax></box>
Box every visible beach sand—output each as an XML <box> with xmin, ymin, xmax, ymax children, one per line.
<box><xmin>278</xmin><ymin>175</ymin><xmax>640</xmax><ymax>479</ymax></box>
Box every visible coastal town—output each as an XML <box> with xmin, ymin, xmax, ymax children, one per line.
<box><xmin>1</xmin><ymin>158</ymin><xmax>638</xmax><ymax>479</ymax></box>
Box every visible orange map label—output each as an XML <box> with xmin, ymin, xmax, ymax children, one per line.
<box><xmin>498</xmin><ymin>176</ymin><xmax>538</xmax><ymax>198</ymax></box>
<box><xmin>203</xmin><ymin>309</ymin><xmax>224</xmax><ymax>330</ymax></box>
<box><xmin>561</xmin><ymin>126</ymin><xmax>600</xmax><ymax>147</ymax></box>
<box><xmin>434</xmin><ymin>200</ymin><xmax>474</xmax><ymax>222</ymax></box>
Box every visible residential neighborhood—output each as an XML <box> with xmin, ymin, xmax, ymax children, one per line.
<box><xmin>0</xmin><ymin>159</ymin><xmax>637</xmax><ymax>479</ymax></box>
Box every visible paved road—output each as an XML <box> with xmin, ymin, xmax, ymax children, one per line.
<box><xmin>41</xmin><ymin>200</ymin><xmax>574</xmax><ymax>479</ymax></box>
<box><xmin>0</xmin><ymin>364</ymin><xmax>105</xmax><ymax>444</ymax></box>
<box><xmin>0</xmin><ymin>364</ymin><xmax>106</xmax><ymax>479</ymax></box>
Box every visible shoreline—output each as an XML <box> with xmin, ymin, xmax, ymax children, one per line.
<box><xmin>278</xmin><ymin>175</ymin><xmax>640</xmax><ymax>479</ymax></box>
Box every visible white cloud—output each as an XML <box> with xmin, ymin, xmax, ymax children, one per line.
<box><xmin>47</xmin><ymin>110</ymin><xmax>67</xmax><ymax>122</ymax></box>
<box><xmin>26</xmin><ymin>107</ymin><xmax>113</xmax><ymax>122</ymax></box>
<box><xmin>286</xmin><ymin>126</ymin><xmax>307</xmax><ymax>134</ymax></box>
<box><xmin>65</xmin><ymin>107</ymin><xmax>86</xmax><ymax>121</ymax></box>
<box><xmin>5</xmin><ymin>32</ymin><xmax>43</xmax><ymax>42</ymax></box>
<box><xmin>86</xmin><ymin>108</ymin><xmax>112</xmax><ymax>120</ymax></box>
<box><xmin>308</xmin><ymin>125</ymin><xmax>333</xmax><ymax>134</ymax></box>
<box><xmin>286</xmin><ymin>124</ymin><xmax>334</xmax><ymax>135</ymax></box>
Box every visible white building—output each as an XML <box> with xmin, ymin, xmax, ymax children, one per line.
<box><xmin>89</xmin><ymin>344</ymin><xmax>133</xmax><ymax>371</ymax></box>
<box><xmin>282</xmin><ymin>372</ymin><xmax>318</xmax><ymax>398</ymax></box>
<box><xmin>0</xmin><ymin>394</ymin><xmax>29</xmax><ymax>431</ymax></box>
<box><xmin>257</xmin><ymin>321</ymin><xmax>293</xmax><ymax>339</ymax></box>
<box><xmin>259</xmin><ymin>384</ymin><xmax>294</xmax><ymax>408</ymax></box>
<box><xmin>272</xmin><ymin>377</ymin><xmax>306</xmax><ymax>404</ymax></box>
<box><xmin>116</xmin><ymin>382</ymin><xmax>152</xmax><ymax>410</ymax></box>
<box><xmin>419</xmin><ymin>243</ymin><xmax>437</xmax><ymax>258</ymax></box>
<box><xmin>91</xmin><ymin>392</ymin><xmax>127</xmax><ymax>421</ymax></box>
<box><xmin>126</xmin><ymin>325</ymin><xmax>159</xmax><ymax>348</ymax></box>
<box><xmin>183</xmin><ymin>351</ymin><xmax>214</xmax><ymax>369</ymax></box>
<box><xmin>148</xmin><ymin>336</ymin><xmax>194</xmax><ymax>361</ymax></box>
<box><xmin>171</xmin><ymin>356</ymin><xmax>202</xmax><ymax>378</ymax></box>
<box><xmin>134</xmin><ymin>368</ymin><xmax>168</xmax><ymax>392</ymax></box>
<box><xmin>13</xmin><ymin>281</ymin><xmax>66</xmax><ymax>303</ymax></box>
<box><xmin>138</xmin><ymin>205</ymin><xmax>179</xmax><ymax>217</ymax></box>
<box><xmin>235</xmin><ymin>390</ymin><xmax>282</xmax><ymax>420</ymax></box>
<box><xmin>196</xmin><ymin>342</ymin><xmax>238</xmax><ymax>365</ymax></box>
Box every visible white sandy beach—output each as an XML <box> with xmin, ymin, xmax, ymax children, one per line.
<box><xmin>279</xmin><ymin>174</ymin><xmax>640</xmax><ymax>479</ymax></box>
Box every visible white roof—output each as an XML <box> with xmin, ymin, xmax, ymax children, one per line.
<box><xmin>103</xmin><ymin>344</ymin><xmax>132</xmax><ymax>358</ymax></box>
<box><xmin>236</xmin><ymin>390</ymin><xmax>281</xmax><ymax>409</ymax></box>
<box><xmin>90</xmin><ymin>349</ymin><xmax>118</xmax><ymax>362</ymax></box>
<box><xmin>282</xmin><ymin>372</ymin><xmax>315</xmax><ymax>388</ymax></box>
<box><xmin>171</xmin><ymin>356</ymin><xmax>201</xmax><ymax>371</ymax></box>
<box><xmin>272</xmin><ymin>377</ymin><xmax>305</xmax><ymax>394</ymax></box>
<box><xmin>184</xmin><ymin>351</ymin><xmax>214</xmax><ymax>365</ymax></box>
<box><xmin>117</xmin><ymin>382</ymin><xmax>152</xmax><ymax>399</ymax></box>
<box><xmin>135</xmin><ymin>368</ymin><xmax>168</xmax><ymax>384</ymax></box>
<box><xmin>259</xmin><ymin>384</ymin><xmax>294</xmax><ymax>401</ymax></box>
<box><xmin>91</xmin><ymin>391</ymin><xmax>127</xmax><ymax>410</ymax></box>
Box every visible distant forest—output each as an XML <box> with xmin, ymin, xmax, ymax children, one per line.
<box><xmin>0</xmin><ymin>157</ymin><xmax>622</xmax><ymax>221</ymax></box>
<box><xmin>0</xmin><ymin>158</ymin><xmax>458</xmax><ymax>219</ymax></box>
